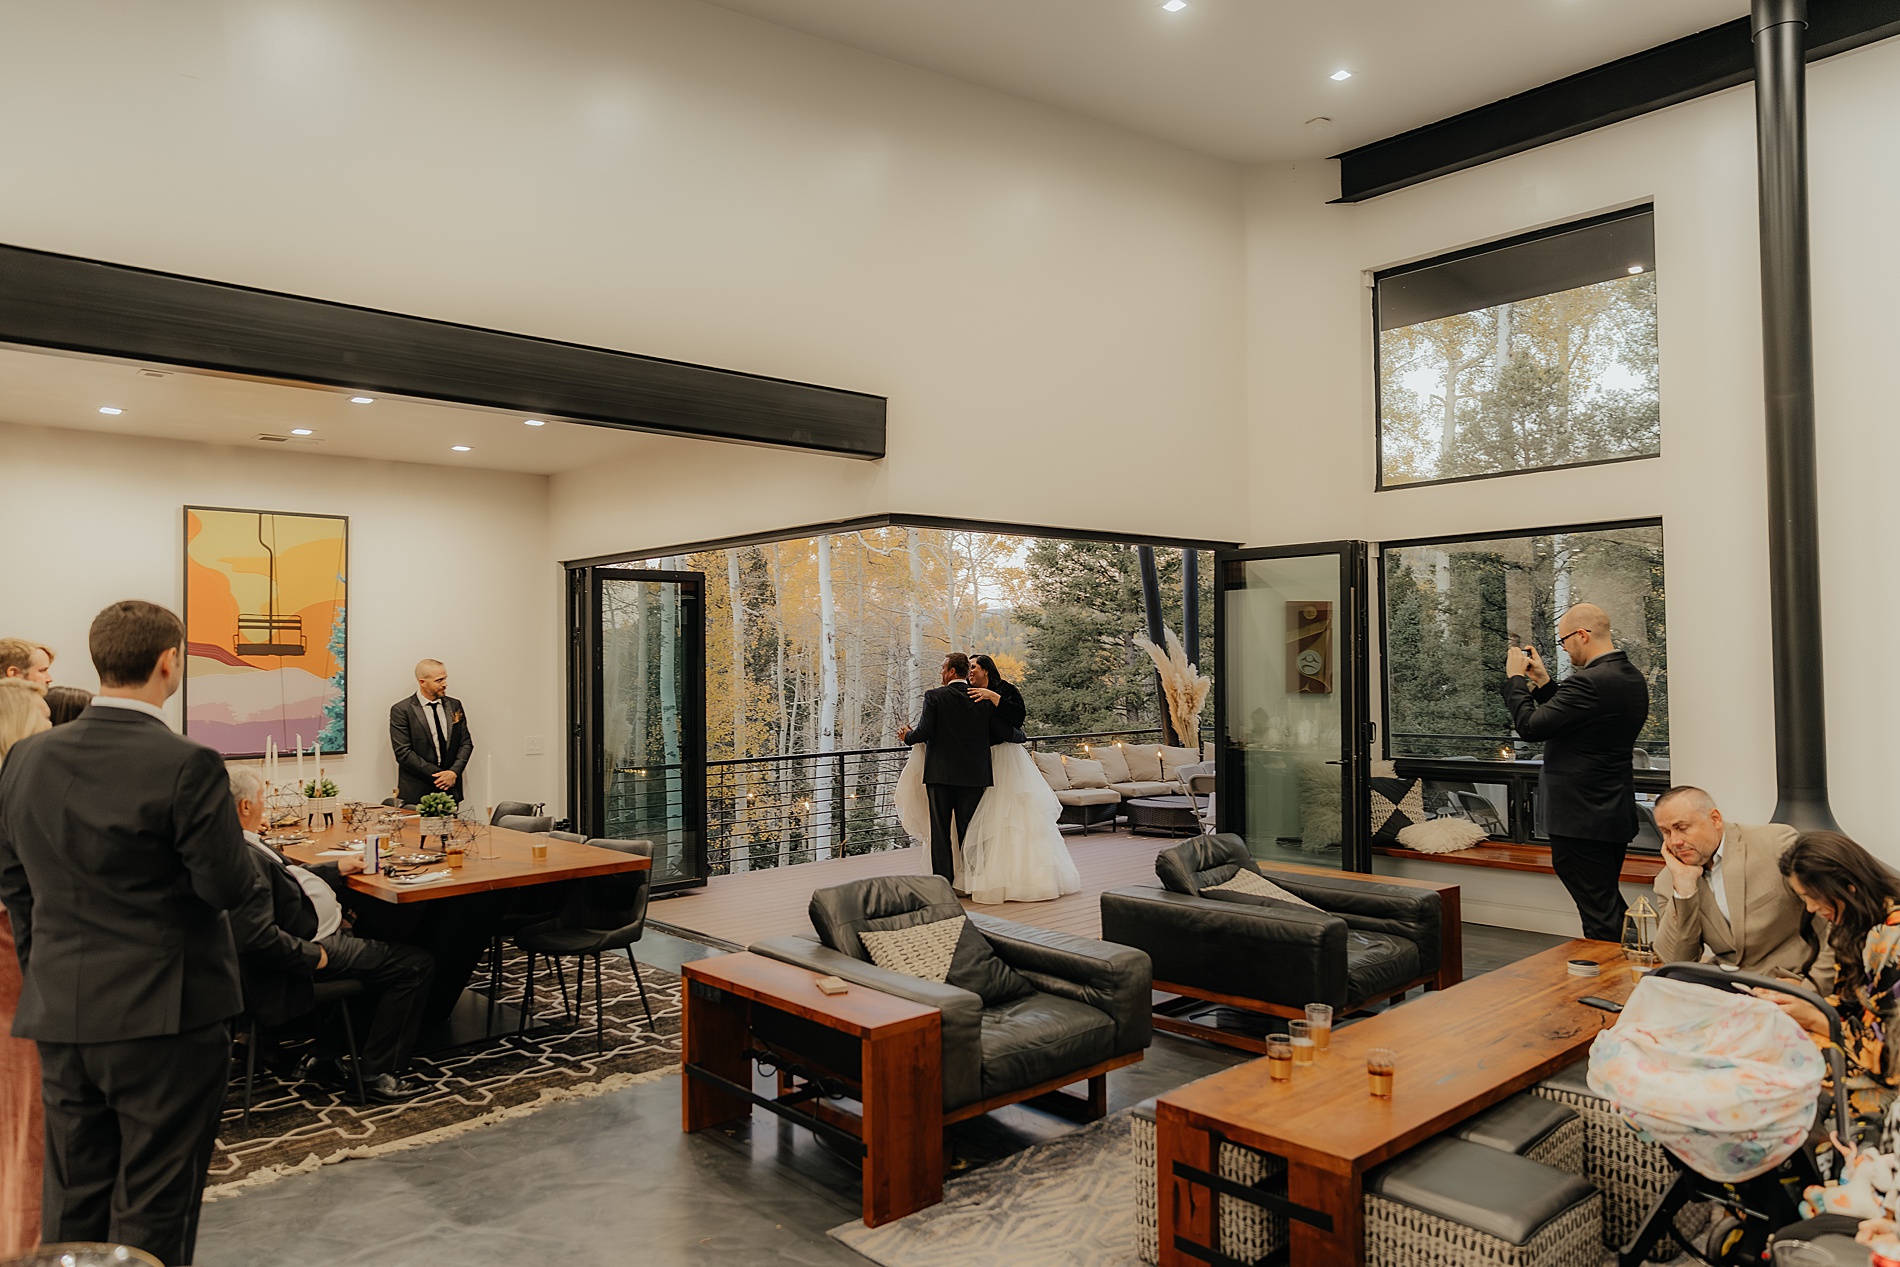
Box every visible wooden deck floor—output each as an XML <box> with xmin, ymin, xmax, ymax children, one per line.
<box><xmin>649</xmin><ymin>827</ymin><xmax>1179</xmax><ymax>949</ymax></box>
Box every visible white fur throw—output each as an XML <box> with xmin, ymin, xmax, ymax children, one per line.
<box><xmin>1396</xmin><ymin>816</ymin><xmax>1490</xmax><ymax>855</ymax></box>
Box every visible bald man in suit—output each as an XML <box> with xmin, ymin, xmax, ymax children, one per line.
<box><xmin>389</xmin><ymin>659</ymin><xmax>473</xmax><ymax>806</ymax></box>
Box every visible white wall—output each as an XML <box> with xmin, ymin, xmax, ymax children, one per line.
<box><xmin>1243</xmin><ymin>39</ymin><xmax>1900</xmax><ymax>917</ymax></box>
<box><xmin>0</xmin><ymin>422</ymin><xmax>562</xmax><ymax>813</ymax></box>
<box><xmin>0</xmin><ymin>0</ymin><xmax>1249</xmax><ymax>557</ymax></box>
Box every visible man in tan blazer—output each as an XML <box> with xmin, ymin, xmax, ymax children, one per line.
<box><xmin>1651</xmin><ymin>785</ymin><xmax>1832</xmax><ymax>991</ymax></box>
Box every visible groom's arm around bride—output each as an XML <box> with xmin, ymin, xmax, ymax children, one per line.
<box><xmin>900</xmin><ymin>653</ymin><xmax>1008</xmax><ymax>883</ymax></box>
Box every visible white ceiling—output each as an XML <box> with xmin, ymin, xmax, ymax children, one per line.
<box><xmin>703</xmin><ymin>0</ymin><xmax>1747</xmax><ymax>162</ymax></box>
<box><xmin>0</xmin><ymin>345</ymin><xmax>668</xmax><ymax>476</ymax></box>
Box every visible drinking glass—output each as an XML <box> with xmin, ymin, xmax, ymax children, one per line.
<box><xmin>1266</xmin><ymin>1036</ymin><xmax>1293</xmax><ymax>1081</ymax></box>
<box><xmin>1304</xmin><ymin>1003</ymin><xmax>1333</xmax><ymax>1051</ymax></box>
<box><xmin>531</xmin><ymin>838</ymin><xmax>549</xmax><ymax>861</ymax></box>
<box><xmin>1367</xmin><ymin>1048</ymin><xmax>1396</xmax><ymax>1098</ymax></box>
<box><xmin>1289</xmin><ymin>1019</ymin><xmax>1316</xmax><ymax>1065</ymax></box>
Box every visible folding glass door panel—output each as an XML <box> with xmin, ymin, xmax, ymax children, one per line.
<box><xmin>573</xmin><ymin>567</ymin><xmax>707</xmax><ymax>893</ymax></box>
<box><xmin>1214</xmin><ymin>543</ymin><xmax>1369</xmax><ymax>871</ymax></box>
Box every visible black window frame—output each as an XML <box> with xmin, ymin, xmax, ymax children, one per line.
<box><xmin>1372</xmin><ymin>204</ymin><xmax>1660</xmax><ymax>492</ymax></box>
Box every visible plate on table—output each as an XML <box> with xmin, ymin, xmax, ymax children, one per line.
<box><xmin>387</xmin><ymin>852</ymin><xmax>445</xmax><ymax>867</ymax></box>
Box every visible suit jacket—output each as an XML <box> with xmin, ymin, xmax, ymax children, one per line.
<box><xmin>1500</xmin><ymin>649</ymin><xmax>1649</xmax><ymax>842</ymax></box>
<box><xmin>232</xmin><ymin>840</ymin><xmax>337</xmax><ymax>1028</ymax></box>
<box><xmin>0</xmin><ymin>706</ymin><xmax>256</xmax><ymax>1043</ymax></box>
<box><xmin>1652</xmin><ymin>820</ymin><xmax>1835</xmax><ymax>993</ymax></box>
<box><xmin>390</xmin><ymin>693</ymin><xmax>474</xmax><ymax>806</ymax></box>
<box><xmin>906</xmin><ymin>681</ymin><xmax>1008</xmax><ymax>788</ymax></box>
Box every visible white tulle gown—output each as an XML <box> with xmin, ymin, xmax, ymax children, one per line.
<box><xmin>895</xmin><ymin>742</ymin><xmax>1082</xmax><ymax>904</ymax></box>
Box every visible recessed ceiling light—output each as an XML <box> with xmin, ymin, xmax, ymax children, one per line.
<box><xmin>349</xmin><ymin>396</ymin><xmax>375</xmax><ymax>404</ymax></box>
<box><xmin>451</xmin><ymin>445</ymin><xmax>471</xmax><ymax>452</ymax></box>
<box><xmin>1628</xmin><ymin>265</ymin><xmax>1645</xmax><ymax>274</ymax></box>
<box><xmin>523</xmin><ymin>418</ymin><xmax>546</xmax><ymax>427</ymax></box>
<box><xmin>1161</xmin><ymin>0</ymin><xmax>1187</xmax><ymax>11</ymax></box>
<box><xmin>1330</xmin><ymin>70</ymin><xmax>1353</xmax><ymax>81</ymax></box>
<box><xmin>98</xmin><ymin>406</ymin><xmax>123</xmax><ymax>415</ymax></box>
<box><xmin>290</xmin><ymin>428</ymin><xmax>314</xmax><ymax>436</ymax></box>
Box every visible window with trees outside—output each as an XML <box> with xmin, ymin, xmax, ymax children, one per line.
<box><xmin>1381</xmin><ymin>520</ymin><xmax>1667</xmax><ymax>765</ymax></box>
<box><xmin>1376</xmin><ymin>207</ymin><xmax>1659</xmax><ymax>488</ymax></box>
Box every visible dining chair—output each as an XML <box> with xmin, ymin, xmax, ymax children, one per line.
<box><xmin>513</xmin><ymin>839</ymin><xmax>656</xmax><ymax>1051</ymax></box>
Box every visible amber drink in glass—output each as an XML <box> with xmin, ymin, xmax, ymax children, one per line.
<box><xmin>1289</xmin><ymin>1020</ymin><xmax>1316</xmax><ymax>1065</ymax></box>
<box><xmin>1305</xmin><ymin>1003</ymin><xmax>1333</xmax><ymax>1051</ymax></box>
<box><xmin>1266</xmin><ymin>1035</ymin><xmax>1293</xmax><ymax>1081</ymax></box>
<box><xmin>1367</xmin><ymin>1048</ymin><xmax>1396</xmax><ymax>1098</ymax></box>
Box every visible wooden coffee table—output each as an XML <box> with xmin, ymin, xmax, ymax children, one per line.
<box><xmin>1157</xmin><ymin>939</ymin><xmax>1638</xmax><ymax>1266</ymax></box>
<box><xmin>681</xmin><ymin>952</ymin><xmax>944</xmax><ymax>1227</ymax></box>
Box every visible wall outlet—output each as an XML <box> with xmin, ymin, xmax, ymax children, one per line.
<box><xmin>525</xmin><ymin>735</ymin><xmax>545</xmax><ymax>756</ymax></box>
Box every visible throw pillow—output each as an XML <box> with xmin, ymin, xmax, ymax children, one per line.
<box><xmin>860</xmin><ymin>916</ymin><xmax>966</xmax><ymax>983</ymax></box>
<box><xmin>1123</xmin><ymin>743</ymin><xmax>1165</xmax><ymax>782</ymax></box>
<box><xmin>1064</xmin><ymin>757</ymin><xmax>1110</xmax><ymax>789</ymax></box>
<box><xmin>1397</xmin><ymin>817</ymin><xmax>1490</xmax><ymax>855</ymax></box>
<box><xmin>1087</xmin><ymin>744</ymin><xmax>1133</xmax><ymax>785</ymax></box>
<box><xmin>945</xmin><ymin>920</ymin><xmax>1034</xmax><ymax>1005</ymax></box>
<box><xmin>1032</xmin><ymin>750</ymin><xmax>1071</xmax><ymax>791</ymax></box>
<box><xmin>1160</xmin><ymin>745</ymin><xmax>1203</xmax><ymax>783</ymax></box>
<box><xmin>1296</xmin><ymin>759</ymin><xmax>1343</xmax><ymax>850</ymax></box>
<box><xmin>1205</xmin><ymin>867</ymin><xmax>1322</xmax><ymax>910</ymax></box>
<box><xmin>1368</xmin><ymin>777</ymin><xmax>1426</xmax><ymax>842</ymax></box>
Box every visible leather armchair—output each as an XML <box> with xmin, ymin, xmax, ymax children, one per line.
<box><xmin>752</xmin><ymin>875</ymin><xmax>1150</xmax><ymax>1119</ymax></box>
<box><xmin>1101</xmin><ymin>833</ymin><xmax>1450</xmax><ymax>1053</ymax></box>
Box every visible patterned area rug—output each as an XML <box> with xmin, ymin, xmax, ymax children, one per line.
<box><xmin>207</xmin><ymin>947</ymin><xmax>682</xmax><ymax>1195</ymax></box>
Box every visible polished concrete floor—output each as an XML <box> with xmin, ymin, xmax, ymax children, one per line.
<box><xmin>194</xmin><ymin>923</ymin><xmax>1564</xmax><ymax>1266</ymax></box>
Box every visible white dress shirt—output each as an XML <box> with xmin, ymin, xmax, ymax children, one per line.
<box><xmin>245</xmin><ymin>830</ymin><xmax>343</xmax><ymax>941</ymax></box>
<box><xmin>1706</xmin><ymin>840</ymin><xmax>1732</xmax><ymax>923</ymax></box>
<box><xmin>90</xmin><ymin>695</ymin><xmax>172</xmax><ymax>726</ymax></box>
<box><xmin>415</xmin><ymin>691</ymin><xmax>451</xmax><ymax>764</ymax></box>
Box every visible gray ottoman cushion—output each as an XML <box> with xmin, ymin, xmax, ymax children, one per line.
<box><xmin>1456</xmin><ymin>1094</ymin><xmax>1578</xmax><ymax>1155</ymax></box>
<box><xmin>1367</xmin><ymin>1137</ymin><xmax>1596</xmax><ymax>1246</ymax></box>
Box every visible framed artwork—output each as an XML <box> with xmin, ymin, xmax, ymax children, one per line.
<box><xmin>1286</xmin><ymin>600</ymin><xmax>1333</xmax><ymax>695</ymax></box>
<box><xmin>183</xmin><ymin>506</ymin><xmax>348</xmax><ymax>758</ymax></box>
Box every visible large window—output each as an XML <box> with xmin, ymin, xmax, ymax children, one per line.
<box><xmin>1376</xmin><ymin>207</ymin><xmax>1659</xmax><ymax>488</ymax></box>
<box><xmin>1380</xmin><ymin>520</ymin><xmax>1667</xmax><ymax>765</ymax></box>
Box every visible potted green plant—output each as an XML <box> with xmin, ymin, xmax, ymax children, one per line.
<box><xmin>416</xmin><ymin>791</ymin><xmax>459</xmax><ymax>840</ymax></box>
<box><xmin>301</xmin><ymin>776</ymin><xmax>340</xmax><ymax>827</ymax></box>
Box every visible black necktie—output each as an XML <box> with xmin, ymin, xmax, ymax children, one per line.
<box><xmin>429</xmin><ymin>701</ymin><xmax>448</xmax><ymax>763</ymax></box>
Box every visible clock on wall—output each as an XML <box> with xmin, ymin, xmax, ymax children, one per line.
<box><xmin>1286</xmin><ymin>601</ymin><xmax>1333</xmax><ymax>695</ymax></box>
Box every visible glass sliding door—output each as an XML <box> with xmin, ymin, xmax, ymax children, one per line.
<box><xmin>573</xmin><ymin>567</ymin><xmax>708</xmax><ymax>893</ymax></box>
<box><xmin>1214</xmin><ymin>543</ymin><xmax>1370</xmax><ymax>871</ymax></box>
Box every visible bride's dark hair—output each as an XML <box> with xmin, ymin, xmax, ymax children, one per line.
<box><xmin>972</xmin><ymin>654</ymin><xmax>1009</xmax><ymax>688</ymax></box>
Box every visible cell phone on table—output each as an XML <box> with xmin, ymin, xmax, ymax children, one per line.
<box><xmin>1579</xmin><ymin>996</ymin><xmax>1623</xmax><ymax>1014</ymax></box>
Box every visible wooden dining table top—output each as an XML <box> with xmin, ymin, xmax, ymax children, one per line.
<box><xmin>1158</xmin><ymin>939</ymin><xmax>1638</xmax><ymax>1175</ymax></box>
<box><xmin>280</xmin><ymin>818</ymin><xmax>650</xmax><ymax>904</ymax></box>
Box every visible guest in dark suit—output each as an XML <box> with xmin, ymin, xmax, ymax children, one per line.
<box><xmin>226</xmin><ymin>765</ymin><xmax>433</xmax><ymax>1101</ymax></box>
<box><xmin>900</xmin><ymin>653</ymin><xmax>1009</xmax><ymax>882</ymax></box>
<box><xmin>0</xmin><ymin>601</ymin><xmax>256</xmax><ymax>1266</ymax></box>
<box><xmin>1500</xmin><ymin>602</ymin><xmax>1651</xmax><ymax>942</ymax></box>
<box><xmin>389</xmin><ymin>659</ymin><xmax>473</xmax><ymax>806</ymax></box>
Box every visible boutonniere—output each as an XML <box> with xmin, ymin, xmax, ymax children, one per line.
<box><xmin>453</xmin><ymin>711</ymin><xmax>464</xmax><ymax>725</ymax></box>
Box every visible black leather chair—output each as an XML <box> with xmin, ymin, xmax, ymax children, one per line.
<box><xmin>1100</xmin><ymin>833</ymin><xmax>1450</xmax><ymax>1053</ymax></box>
<box><xmin>239</xmin><ymin>978</ymin><xmax>368</xmax><ymax>1124</ymax></box>
<box><xmin>752</xmin><ymin>875</ymin><xmax>1151</xmax><ymax>1122</ymax></box>
<box><xmin>513</xmin><ymin>839</ymin><xmax>657</xmax><ymax>1050</ymax></box>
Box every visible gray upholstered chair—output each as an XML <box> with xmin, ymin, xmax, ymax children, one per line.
<box><xmin>545</xmin><ymin>830</ymin><xmax>587</xmax><ymax>843</ymax></box>
<box><xmin>490</xmin><ymin>801</ymin><xmax>539</xmax><ymax>825</ymax></box>
<box><xmin>1100</xmin><ymin>833</ymin><xmax>1449</xmax><ymax>1052</ymax></box>
<box><xmin>496</xmin><ymin>814</ymin><xmax>554</xmax><ymax>834</ymax></box>
<box><xmin>752</xmin><ymin>875</ymin><xmax>1151</xmax><ymax>1121</ymax></box>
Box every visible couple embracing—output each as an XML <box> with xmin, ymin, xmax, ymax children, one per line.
<box><xmin>897</xmin><ymin>652</ymin><xmax>1080</xmax><ymax>905</ymax></box>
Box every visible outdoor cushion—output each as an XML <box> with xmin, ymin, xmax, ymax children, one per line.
<box><xmin>1111</xmin><ymin>781</ymin><xmax>1178</xmax><ymax>799</ymax></box>
<box><xmin>1056</xmin><ymin>788</ymin><xmax>1122</xmax><ymax>806</ymax></box>
<box><xmin>1123</xmin><ymin>744</ymin><xmax>1165</xmax><ymax>782</ymax></box>
<box><xmin>1032</xmin><ymin>750</ymin><xmax>1071</xmax><ymax>791</ymax></box>
<box><xmin>978</xmin><ymin>991</ymin><xmax>1115</xmax><ymax>1097</ymax></box>
<box><xmin>1087</xmin><ymin>745</ymin><xmax>1133</xmax><ymax>784</ymax></box>
<box><xmin>1344</xmin><ymin>929</ymin><xmax>1422</xmax><ymax>1002</ymax></box>
<box><xmin>1160</xmin><ymin>745</ymin><xmax>1202</xmax><ymax>783</ymax></box>
<box><xmin>1064</xmin><ymin>758</ymin><xmax>1110</xmax><ymax>789</ymax></box>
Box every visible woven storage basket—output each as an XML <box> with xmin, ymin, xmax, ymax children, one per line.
<box><xmin>1364</xmin><ymin>1189</ymin><xmax>1602</xmax><ymax>1267</ymax></box>
<box><xmin>1131</xmin><ymin>1114</ymin><xmax>1287</xmax><ymax>1265</ymax></box>
<box><xmin>1532</xmin><ymin>1081</ymin><xmax>1709</xmax><ymax>1257</ymax></box>
<box><xmin>1523</xmin><ymin>1115</ymin><xmax>1586</xmax><ymax>1177</ymax></box>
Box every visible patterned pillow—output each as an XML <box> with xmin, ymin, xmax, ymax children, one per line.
<box><xmin>1204</xmin><ymin>868</ymin><xmax>1321</xmax><ymax>910</ymax></box>
<box><xmin>859</xmin><ymin>916</ymin><xmax>966</xmax><ymax>983</ymax></box>
<box><xmin>1368</xmin><ymin>777</ymin><xmax>1425</xmax><ymax>842</ymax></box>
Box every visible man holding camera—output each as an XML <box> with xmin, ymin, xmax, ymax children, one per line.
<box><xmin>1500</xmin><ymin>603</ymin><xmax>1649</xmax><ymax>942</ymax></box>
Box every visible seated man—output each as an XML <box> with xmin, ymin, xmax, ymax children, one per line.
<box><xmin>1652</xmin><ymin>784</ymin><xmax>1832</xmax><ymax>990</ymax></box>
<box><xmin>227</xmin><ymin>764</ymin><xmax>435</xmax><ymax>1101</ymax></box>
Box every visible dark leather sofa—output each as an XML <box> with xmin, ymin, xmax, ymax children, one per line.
<box><xmin>752</xmin><ymin>875</ymin><xmax>1151</xmax><ymax>1120</ymax></box>
<box><xmin>1100</xmin><ymin>833</ymin><xmax>1451</xmax><ymax>1052</ymax></box>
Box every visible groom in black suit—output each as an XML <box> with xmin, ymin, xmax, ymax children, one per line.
<box><xmin>389</xmin><ymin>658</ymin><xmax>474</xmax><ymax>806</ymax></box>
<box><xmin>901</xmin><ymin>653</ymin><xmax>1008</xmax><ymax>882</ymax></box>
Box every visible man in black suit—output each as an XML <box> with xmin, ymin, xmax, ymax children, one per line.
<box><xmin>0</xmin><ymin>600</ymin><xmax>257</xmax><ymax>1266</ymax></box>
<box><xmin>900</xmin><ymin>653</ymin><xmax>1008</xmax><ymax>883</ymax></box>
<box><xmin>389</xmin><ymin>658</ymin><xmax>473</xmax><ymax>806</ymax></box>
<box><xmin>226</xmin><ymin>764</ymin><xmax>434</xmax><ymax>1102</ymax></box>
<box><xmin>1500</xmin><ymin>602</ymin><xmax>1651</xmax><ymax>942</ymax></box>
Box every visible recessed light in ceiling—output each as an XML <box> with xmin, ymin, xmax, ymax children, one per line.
<box><xmin>1330</xmin><ymin>70</ymin><xmax>1353</xmax><ymax>81</ymax></box>
<box><xmin>1628</xmin><ymin>265</ymin><xmax>1645</xmax><ymax>274</ymax></box>
<box><xmin>349</xmin><ymin>396</ymin><xmax>375</xmax><ymax>404</ymax></box>
<box><xmin>290</xmin><ymin>428</ymin><xmax>314</xmax><ymax>436</ymax></box>
<box><xmin>451</xmin><ymin>445</ymin><xmax>471</xmax><ymax>452</ymax></box>
<box><xmin>98</xmin><ymin>406</ymin><xmax>123</xmax><ymax>415</ymax></box>
<box><xmin>1161</xmin><ymin>0</ymin><xmax>1187</xmax><ymax>11</ymax></box>
<box><xmin>523</xmin><ymin>418</ymin><xmax>546</xmax><ymax>427</ymax></box>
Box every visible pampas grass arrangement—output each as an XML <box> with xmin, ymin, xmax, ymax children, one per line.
<box><xmin>1134</xmin><ymin>628</ymin><xmax>1212</xmax><ymax>748</ymax></box>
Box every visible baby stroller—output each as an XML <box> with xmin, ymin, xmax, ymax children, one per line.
<box><xmin>1611</xmin><ymin>962</ymin><xmax>1850</xmax><ymax>1267</ymax></box>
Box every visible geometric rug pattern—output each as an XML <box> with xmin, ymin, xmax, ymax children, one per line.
<box><xmin>207</xmin><ymin>947</ymin><xmax>682</xmax><ymax>1194</ymax></box>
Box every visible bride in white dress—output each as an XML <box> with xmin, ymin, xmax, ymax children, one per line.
<box><xmin>895</xmin><ymin>655</ymin><xmax>1081</xmax><ymax>904</ymax></box>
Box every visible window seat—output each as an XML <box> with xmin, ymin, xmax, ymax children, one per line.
<box><xmin>1372</xmin><ymin>841</ymin><xmax>1664</xmax><ymax>885</ymax></box>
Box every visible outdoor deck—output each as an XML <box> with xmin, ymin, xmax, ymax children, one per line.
<box><xmin>650</xmin><ymin>826</ymin><xmax>1181</xmax><ymax>948</ymax></box>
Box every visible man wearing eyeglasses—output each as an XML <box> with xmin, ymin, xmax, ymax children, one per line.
<box><xmin>1501</xmin><ymin>603</ymin><xmax>1651</xmax><ymax>942</ymax></box>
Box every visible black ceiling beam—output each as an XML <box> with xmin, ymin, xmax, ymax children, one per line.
<box><xmin>0</xmin><ymin>242</ymin><xmax>885</xmax><ymax>458</ymax></box>
<box><xmin>1333</xmin><ymin>0</ymin><xmax>1900</xmax><ymax>204</ymax></box>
